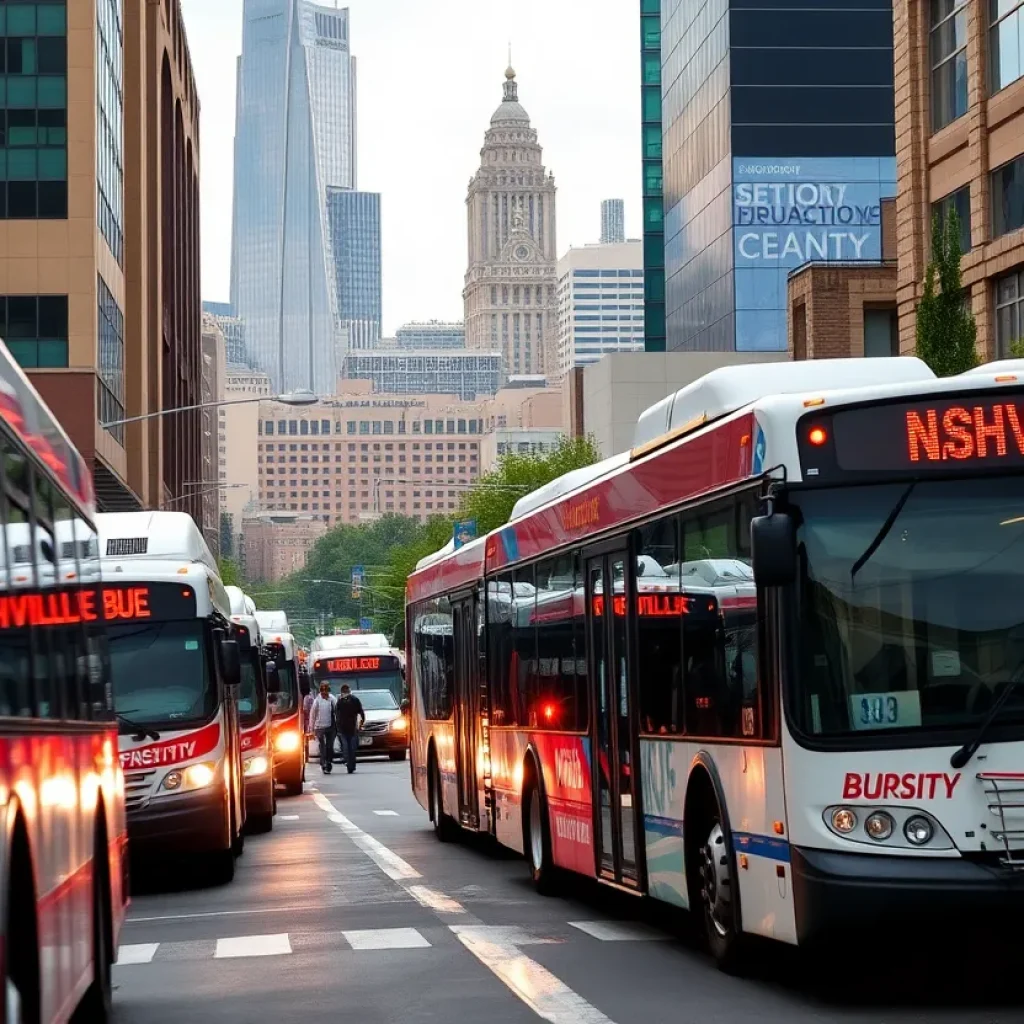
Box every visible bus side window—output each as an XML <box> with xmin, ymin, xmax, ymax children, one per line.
<box><xmin>32</xmin><ymin>475</ymin><xmax>62</xmax><ymax>720</ymax></box>
<box><xmin>0</xmin><ymin>486</ymin><xmax>33</xmax><ymax>718</ymax></box>
<box><xmin>487</xmin><ymin>574</ymin><xmax>516</xmax><ymax>726</ymax></box>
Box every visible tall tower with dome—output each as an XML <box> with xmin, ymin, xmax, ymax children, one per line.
<box><xmin>463</xmin><ymin>65</ymin><xmax>559</xmax><ymax>380</ymax></box>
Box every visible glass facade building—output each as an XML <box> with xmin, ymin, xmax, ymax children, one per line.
<box><xmin>231</xmin><ymin>0</ymin><xmax>357</xmax><ymax>394</ymax></box>
<box><xmin>640</xmin><ymin>0</ymin><xmax>665</xmax><ymax>352</ymax></box>
<box><xmin>96</xmin><ymin>0</ymin><xmax>123</xmax><ymax>266</ymax></box>
<box><xmin>660</xmin><ymin>0</ymin><xmax>896</xmax><ymax>352</ymax></box>
<box><xmin>326</xmin><ymin>188</ymin><xmax>381</xmax><ymax>351</ymax></box>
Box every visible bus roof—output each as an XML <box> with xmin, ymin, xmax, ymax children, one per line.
<box><xmin>311</xmin><ymin>633</ymin><xmax>390</xmax><ymax>653</ymax></box>
<box><xmin>407</xmin><ymin>358</ymin><xmax>1011</xmax><ymax>603</ymax></box>
<box><xmin>0</xmin><ymin>338</ymin><xmax>95</xmax><ymax>515</ymax></box>
<box><xmin>255</xmin><ymin>610</ymin><xmax>289</xmax><ymax>632</ymax></box>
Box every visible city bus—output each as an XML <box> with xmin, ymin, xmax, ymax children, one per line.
<box><xmin>256</xmin><ymin>612</ymin><xmax>304</xmax><ymax>796</ymax></box>
<box><xmin>0</xmin><ymin>341</ymin><xmax>127</xmax><ymax>1021</ymax></box>
<box><xmin>407</xmin><ymin>356</ymin><xmax>1024</xmax><ymax>966</ymax></box>
<box><xmin>97</xmin><ymin>511</ymin><xmax>246</xmax><ymax>884</ymax></box>
<box><xmin>311</xmin><ymin>639</ymin><xmax>407</xmax><ymax>704</ymax></box>
<box><xmin>226</xmin><ymin>587</ymin><xmax>275</xmax><ymax>833</ymax></box>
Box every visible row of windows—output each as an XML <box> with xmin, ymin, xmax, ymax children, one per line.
<box><xmin>97</xmin><ymin>275</ymin><xmax>124</xmax><ymax>445</ymax></box>
<box><xmin>412</xmin><ymin>490</ymin><xmax>769</xmax><ymax>743</ymax></box>
<box><xmin>259</xmin><ymin>418</ymin><xmax>486</xmax><ymax>437</ymax></box>
<box><xmin>932</xmin><ymin>0</ymin><xmax>1024</xmax><ymax>132</ymax></box>
<box><xmin>571</xmin><ymin>270</ymin><xmax>644</xmax><ymax>278</ymax></box>
<box><xmin>0</xmin><ymin>293</ymin><xmax>68</xmax><ymax>368</ymax></box>
<box><xmin>259</xmin><ymin>441</ymin><xmax>479</xmax><ymax>452</ymax></box>
<box><xmin>932</xmin><ymin>151</ymin><xmax>1024</xmax><ymax>252</ymax></box>
<box><xmin>96</xmin><ymin>0</ymin><xmax>124</xmax><ymax>266</ymax></box>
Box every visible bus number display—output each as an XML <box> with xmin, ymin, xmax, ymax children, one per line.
<box><xmin>320</xmin><ymin>656</ymin><xmax>398</xmax><ymax>673</ymax></box>
<box><xmin>0</xmin><ymin>583</ymin><xmax>196</xmax><ymax>630</ymax></box>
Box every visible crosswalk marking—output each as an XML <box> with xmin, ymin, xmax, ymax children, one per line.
<box><xmin>373</xmin><ymin>810</ymin><xmax>399</xmax><ymax>816</ymax></box>
<box><xmin>343</xmin><ymin>928</ymin><xmax>431</xmax><ymax>950</ymax></box>
<box><xmin>278</xmin><ymin>814</ymin><xmax>300</xmax><ymax>820</ymax></box>
<box><xmin>214</xmin><ymin>933</ymin><xmax>292</xmax><ymax>959</ymax></box>
<box><xmin>568</xmin><ymin>921</ymin><xmax>668</xmax><ymax>942</ymax></box>
<box><xmin>116</xmin><ymin>943</ymin><xmax>159</xmax><ymax>965</ymax></box>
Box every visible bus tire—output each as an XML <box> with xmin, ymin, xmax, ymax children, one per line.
<box><xmin>5</xmin><ymin>820</ymin><xmax>39</xmax><ymax>1024</ymax></box>
<box><xmin>524</xmin><ymin>780</ymin><xmax>556</xmax><ymax>896</ymax></box>
<box><xmin>209</xmin><ymin>847</ymin><xmax>235</xmax><ymax>886</ymax></box>
<box><xmin>389</xmin><ymin>750</ymin><xmax>407</xmax><ymax>762</ymax></box>
<box><xmin>429</xmin><ymin>755</ymin><xmax>456</xmax><ymax>842</ymax></box>
<box><xmin>249</xmin><ymin>812</ymin><xmax>274</xmax><ymax>834</ymax></box>
<box><xmin>74</xmin><ymin>823</ymin><xmax>112</xmax><ymax>1022</ymax></box>
<box><xmin>689</xmin><ymin>802</ymin><xmax>745</xmax><ymax>972</ymax></box>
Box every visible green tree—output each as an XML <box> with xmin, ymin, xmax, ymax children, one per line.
<box><xmin>219</xmin><ymin>512</ymin><xmax>234</xmax><ymax>559</ymax></box>
<box><xmin>915</xmin><ymin>209</ymin><xmax>979</xmax><ymax>376</ymax></box>
<box><xmin>218</xmin><ymin>556</ymin><xmax>242</xmax><ymax>588</ymax></box>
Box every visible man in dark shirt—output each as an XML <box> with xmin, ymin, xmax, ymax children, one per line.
<box><xmin>334</xmin><ymin>684</ymin><xmax>366</xmax><ymax>774</ymax></box>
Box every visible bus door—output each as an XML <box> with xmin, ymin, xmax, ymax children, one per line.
<box><xmin>585</xmin><ymin>545</ymin><xmax>640</xmax><ymax>887</ymax></box>
<box><xmin>452</xmin><ymin>592</ymin><xmax>481</xmax><ymax>828</ymax></box>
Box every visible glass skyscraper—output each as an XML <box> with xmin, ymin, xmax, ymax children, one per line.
<box><xmin>231</xmin><ymin>0</ymin><xmax>357</xmax><ymax>394</ymax></box>
<box><xmin>660</xmin><ymin>0</ymin><xmax>895</xmax><ymax>352</ymax></box>
<box><xmin>327</xmin><ymin>188</ymin><xmax>381</xmax><ymax>351</ymax></box>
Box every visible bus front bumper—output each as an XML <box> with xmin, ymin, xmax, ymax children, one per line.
<box><xmin>127</xmin><ymin>787</ymin><xmax>230</xmax><ymax>855</ymax></box>
<box><xmin>791</xmin><ymin>846</ymin><xmax>1024</xmax><ymax>945</ymax></box>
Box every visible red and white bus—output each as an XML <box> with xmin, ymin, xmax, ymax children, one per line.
<box><xmin>408</xmin><ymin>356</ymin><xmax>1024</xmax><ymax>965</ymax></box>
<box><xmin>0</xmin><ymin>341</ymin><xmax>127</xmax><ymax>1021</ymax></box>
<box><xmin>97</xmin><ymin>511</ymin><xmax>246</xmax><ymax>885</ymax></box>
<box><xmin>255</xmin><ymin>614</ymin><xmax>304</xmax><ymax>796</ymax></box>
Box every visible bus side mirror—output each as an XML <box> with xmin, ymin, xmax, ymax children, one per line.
<box><xmin>750</xmin><ymin>513</ymin><xmax>796</xmax><ymax>588</ymax></box>
<box><xmin>219</xmin><ymin>638</ymin><xmax>242</xmax><ymax>689</ymax></box>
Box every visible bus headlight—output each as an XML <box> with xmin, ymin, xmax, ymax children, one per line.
<box><xmin>904</xmin><ymin>815</ymin><xmax>934</xmax><ymax>846</ymax></box>
<box><xmin>830</xmin><ymin>807</ymin><xmax>857</xmax><ymax>834</ymax></box>
<box><xmin>244</xmin><ymin>755</ymin><xmax>269</xmax><ymax>778</ymax></box>
<box><xmin>864</xmin><ymin>811</ymin><xmax>894</xmax><ymax>841</ymax></box>
<box><xmin>275</xmin><ymin>729</ymin><xmax>301</xmax><ymax>754</ymax></box>
<box><xmin>390</xmin><ymin>716</ymin><xmax>408</xmax><ymax>733</ymax></box>
<box><xmin>161</xmin><ymin>762</ymin><xmax>217</xmax><ymax>793</ymax></box>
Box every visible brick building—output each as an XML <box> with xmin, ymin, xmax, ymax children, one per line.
<box><xmin>242</xmin><ymin>513</ymin><xmax>327</xmax><ymax>583</ymax></box>
<box><xmin>893</xmin><ymin>0</ymin><xmax>1024</xmax><ymax>360</ymax></box>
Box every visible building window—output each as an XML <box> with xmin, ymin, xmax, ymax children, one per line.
<box><xmin>993</xmin><ymin>154</ymin><xmax>1024</xmax><ymax>238</ymax></box>
<box><xmin>96</xmin><ymin>0</ymin><xmax>123</xmax><ymax>264</ymax></box>
<box><xmin>863</xmin><ymin>306</ymin><xmax>898</xmax><ymax>358</ymax></box>
<box><xmin>995</xmin><ymin>269</ymin><xmax>1024</xmax><ymax>356</ymax></box>
<box><xmin>0</xmin><ymin>294</ymin><xmax>68</xmax><ymax>368</ymax></box>
<box><xmin>932</xmin><ymin>185</ymin><xmax>972</xmax><ymax>252</ymax></box>
<box><xmin>0</xmin><ymin>1</ymin><xmax>68</xmax><ymax>218</ymax></box>
<box><xmin>931</xmin><ymin>0</ymin><xmax>968</xmax><ymax>131</ymax></box>
<box><xmin>991</xmin><ymin>0</ymin><xmax>1024</xmax><ymax>93</ymax></box>
<box><xmin>97</xmin><ymin>276</ymin><xmax>124</xmax><ymax>442</ymax></box>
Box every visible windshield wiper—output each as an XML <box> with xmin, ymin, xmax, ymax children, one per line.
<box><xmin>850</xmin><ymin>482</ymin><xmax>916</xmax><ymax>583</ymax></box>
<box><xmin>116</xmin><ymin>712</ymin><xmax>160</xmax><ymax>742</ymax></box>
<box><xmin>950</xmin><ymin>680</ymin><xmax>1022</xmax><ymax>770</ymax></box>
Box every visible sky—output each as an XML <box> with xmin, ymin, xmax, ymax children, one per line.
<box><xmin>179</xmin><ymin>0</ymin><xmax>642</xmax><ymax>336</ymax></box>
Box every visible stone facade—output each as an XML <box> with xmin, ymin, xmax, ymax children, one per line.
<box><xmin>463</xmin><ymin>67</ymin><xmax>559</xmax><ymax>380</ymax></box>
<box><xmin>894</xmin><ymin>0</ymin><xmax>1024</xmax><ymax>360</ymax></box>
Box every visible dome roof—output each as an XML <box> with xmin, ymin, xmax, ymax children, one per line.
<box><xmin>490</xmin><ymin>67</ymin><xmax>531</xmax><ymax>127</ymax></box>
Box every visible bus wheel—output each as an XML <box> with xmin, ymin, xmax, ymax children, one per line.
<box><xmin>5</xmin><ymin>829</ymin><xmax>39</xmax><ymax>1024</ymax></box>
<box><xmin>430</xmin><ymin>758</ymin><xmax>456</xmax><ymax>842</ymax></box>
<box><xmin>696</xmin><ymin>818</ymin><xmax>744</xmax><ymax>971</ymax></box>
<box><xmin>249</xmin><ymin>812</ymin><xmax>274</xmax><ymax>834</ymax></box>
<box><xmin>210</xmin><ymin>847</ymin><xmax>236</xmax><ymax>886</ymax></box>
<box><xmin>525</xmin><ymin>785</ymin><xmax>556</xmax><ymax>895</ymax></box>
<box><xmin>389</xmin><ymin>750</ymin><xmax>407</xmax><ymax>762</ymax></box>
<box><xmin>74</xmin><ymin>830</ymin><xmax>112</xmax><ymax>1021</ymax></box>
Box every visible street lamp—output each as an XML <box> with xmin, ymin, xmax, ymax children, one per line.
<box><xmin>99</xmin><ymin>388</ymin><xmax>319</xmax><ymax>430</ymax></box>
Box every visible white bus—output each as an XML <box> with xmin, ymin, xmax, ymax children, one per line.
<box><xmin>98</xmin><ymin>511</ymin><xmax>246</xmax><ymax>883</ymax></box>
<box><xmin>256</xmin><ymin>612</ymin><xmax>304</xmax><ymax>796</ymax></box>
<box><xmin>407</xmin><ymin>357</ymin><xmax>1024</xmax><ymax>966</ymax></box>
<box><xmin>226</xmin><ymin>586</ymin><xmax>276</xmax><ymax>832</ymax></box>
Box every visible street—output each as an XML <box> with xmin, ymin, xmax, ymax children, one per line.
<box><xmin>115</xmin><ymin>760</ymin><xmax>1022</xmax><ymax>1023</ymax></box>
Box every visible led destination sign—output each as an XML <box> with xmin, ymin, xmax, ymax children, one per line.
<box><xmin>316</xmin><ymin>655</ymin><xmax>400</xmax><ymax>674</ymax></box>
<box><xmin>0</xmin><ymin>583</ymin><xmax>197</xmax><ymax>630</ymax></box>
<box><xmin>806</xmin><ymin>396</ymin><xmax>1024</xmax><ymax>476</ymax></box>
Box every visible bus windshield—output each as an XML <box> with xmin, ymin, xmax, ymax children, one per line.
<box><xmin>110</xmin><ymin>620</ymin><xmax>217</xmax><ymax>729</ymax></box>
<box><xmin>238</xmin><ymin>651</ymin><xmax>266</xmax><ymax>728</ymax></box>
<box><xmin>268</xmin><ymin>658</ymin><xmax>298</xmax><ymax>715</ymax></box>
<box><xmin>788</xmin><ymin>477</ymin><xmax>1024</xmax><ymax>743</ymax></box>
<box><xmin>318</xmin><ymin>670</ymin><xmax>404</xmax><ymax>700</ymax></box>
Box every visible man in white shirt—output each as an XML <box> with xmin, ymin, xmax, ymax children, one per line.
<box><xmin>308</xmin><ymin>683</ymin><xmax>337</xmax><ymax>774</ymax></box>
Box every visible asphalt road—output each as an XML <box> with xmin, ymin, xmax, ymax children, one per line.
<box><xmin>113</xmin><ymin>758</ymin><xmax>1024</xmax><ymax>1023</ymax></box>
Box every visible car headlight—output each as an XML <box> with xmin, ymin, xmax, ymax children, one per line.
<box><xmin>390</xmin><ymin>716</ymin><xmax>408</xmax><ymax>733</ymax></box>
<box><xmin>244</xmin><ymin>755</ymin><xmax>269</xmax><ymax>778</ymax></box>
<box><xmin>275</xmin><ymin>729</ymin><xmax>301</xmax><ymax>753</ymax></box>
<box><xmin>161</xmin><ymin>761</ymin><xmax>217</xmax><ymax>793</ymax></box>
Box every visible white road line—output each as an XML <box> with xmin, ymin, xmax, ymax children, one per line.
<box><xmin>127</xmin><ymin>904</ymin><xmax>310</xmax><ymax>924</ymax></box>
<box><xmin>408</xmin><ymin>885</ymin><xmax>466</xmax><ymax>914</ymax></box>
<box><xmin>116</xmin><ymin>943</ymin><xmax>160</xmax><ymax>965</ymax></box>
<box><xmin>214</xmin><ymin>933</ymin><xmax>292</xmax><ymax>959</ymax></box>
<box><xmin>455</xmin><ymin>928</ymin><xmax>616</xmax><ymax>1024</ymax></box>
<box><xmin>568</xmin><ymin>921</ymin><xmax>667</xmax><ymax>942</ymax></box>
<box><xmin>312</xmin><ymin>791</ymin><xmax>422</xmax><ymax>881</ymax></box>
<box><xmin>343</xmin><ymin>928</ymin><xmax>430</xmax><ymax>950</ymax></box>
<box><xmin>278</xmin><ymin>814</ymin><xmax>300</xmax><ymax>820</ymax></box>
<box><xmin>373</xmin><ymin>810</ymin><xmax>399</xmax><ymax>816</ymax></box>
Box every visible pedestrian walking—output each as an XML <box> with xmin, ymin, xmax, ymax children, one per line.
<box><xmin>308</xmin><ymin>683</ymin><xmax>337</xmax><ymax>774</ymax></box>
<box><xmin>334</xmin><ymin>684</ymin><xmax>366</xmax><ymax>774</ymax></box>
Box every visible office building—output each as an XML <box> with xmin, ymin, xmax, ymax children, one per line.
<box><xmin>243</xmin><ymin>513</ymin><xmax>327</xmax><ymax>583</ymax></box>
<box><xmin>342</xmin><ymin>349</ymin><xmax>502</xmax><ymax>399</ymax></box>
<box><xmin>892</xmin><ymin>0</ymin><xmax>1024</xmax><ymax>360</ymax></box>
<box><xmin>601</xmin><ymin>199</ymin><xmax>626</xmax><ymax>244</ymax></box>
<box><xmin>556</xmin><ymin>241</ymin><xmax>645</xmax><ymax>374</ymax></box>
<box><xmin>463</xmin><ymin>66</ymin><xmax>560</xmax><ymax>379</ymax></box>
<box><xmin>203</xmin><ymin>300</ymin><xmax>250</xmax><ymax>367</ymax></box>
<box><xmin>0</xmin><ymin>0</ymin><xmax>202</xmax><ymax>514</ymax></box>
<box><xmin>231</xmin><ymin>0</ymin><xmax>357</xmax><ymax>394</ymax></box>
<box><xmin>659</xmin><ymin>1</ymin><xmax>896</xmax><ymax>353</ymax></box>
<box><xmin>480</xmin><ymin>428</ymin><xmax>564</xmax><ymax>473</ymax></box>
<box><xmin>255</xmin><ymin>380</ymin><xmax>563</xmax><ymax>525</ymax></box>
<box><xmin>640</xmin><ymin>1</ymin><xmax>666</xmax><ymax>352</ymax></box>
<box><xmin>327</xmin><ymin>188</ymin><xmax>382</xmax><ymax>351</ymax></box>
<box><xmin>395</xmin><ymin>321</ymin><xmax>465</xmax><ymax>350</ymax></box>
<box><xmin>200</xmin><ymin>318</ymin><xmax>226</xmax><ymax>556</ymax></box>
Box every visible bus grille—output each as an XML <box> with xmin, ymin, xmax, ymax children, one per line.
<box><xmin>124</xmin><ymin>770</ymin><xmax>156</xmax><ymax>813</ymax></box>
